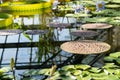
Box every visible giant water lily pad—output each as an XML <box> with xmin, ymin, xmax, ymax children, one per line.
<box><xmin>0</xmin><ymin>2</ymin><xmax>51</xmax><ymax>13</ymax></box>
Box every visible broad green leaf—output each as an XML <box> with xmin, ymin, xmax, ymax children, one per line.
<box><xmin>22</xmin><ymin>70</ymin><xmax>38</xmax><ymax>76</ymax></box>
<box><xmin>0</xmin><ymin>67</ymin><xmax>11</xmax><ymax>73</ymax></box>
<box><xmin>114</xmin><ymin>69</ymin><xmax>120</xmax><ymax>75</ymax></box>
<box><xmin>23</xmin><ymin>69</ymin><xmax>50</xmax><ymax>77</ymax></box>
<box><xmin>82</xmin><ymin>71</ymin><xmax>90</xmax><ymax>77</ymax></box>
<box><xmin>70</xmin><ymin>70</ymin><xmax>82</xmax><ymax>76</ymax></box>
<box><xmin>75</xmin><ymin>75</ymin><xmax>83</xmax><ymax>80</ymax></box>
<box><xmin>58</xmin><ymin>75</ymin><xmax>75</xmax><ymax>80</ymax></box>
<box><xmin>103</xmin><ymin>63</ymin><xmax>119</xmax><ymax>69</ymax></box>
<box><xmin>74</xmin><ymin>64</ymin><xmax>91</xmax><ymax>70</ymax></box>
<box><xmin>89</xmin><ymin>67</ymin><xmax>101</xmax><ymax>73</ymax></box>
<box><xmin>38</xmin><ymin>69</ymin><xmax>50</xmax><ymax>75</ymax></box>
<box><xmin>58</xmin><ymin>70</ymin><xmax>70</xmax><ymax>76</ymax></box>
<box><xmin>112</xmin><ymin>0</ymin><xmax>120</xmax><ymax>3</ymax></box>
<box><xmin>105</xmin><ymin>68</ymin><xmax>117</xmax><ymax>74</ymax></box>
<box><xmin>2</xmin><ymin>75</ymin><xmax>13</xmax><ymax>80</ymax></box>
<box><xmin>90</xmin><ymin>73</ymin><xmax>108</xmax><ymax>80</ymax></box>
<box><xmin>83</xmin><ymin>75</ymin><xmax>92</xmax><ymax>80</ymax></box>
<box><xmin>115</xmin><ymin>58</ymin><xmax>120</xmax><ymax>64</ymax></box>
<box><xmin>110</xmin><ymin>52</ymin><xmax>120</xmax><ymax>58</ymax></box>
<box><xmin>106</xmin><ymin>74</ymin><xmax>120</xmax><ymax>80</ymax></box>
<box><xmin>62</xmin><ymin>65</ymin><xmax>75</xmax><ymax>71</ymax></box>
<box><xmin>104</xmin><ymin>56</ymin><xmax>116</xmax><ymax>62</ymax></box>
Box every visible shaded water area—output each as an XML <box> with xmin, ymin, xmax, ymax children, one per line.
<box><xmin>0</xmin><ymin>11</ymin><xmax>120</xmax><ymax>80</ymax></box>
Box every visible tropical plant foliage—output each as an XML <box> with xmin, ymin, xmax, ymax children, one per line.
<box><xmin>21</xmin><ymin>51</ymin><xmax>120</xmax><ymax>80</ymax></box>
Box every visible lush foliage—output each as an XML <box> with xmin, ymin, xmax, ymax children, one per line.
<box><xmin>21</xmin><ymin>52</ymin><xmax>120</xmax><ymax>80</ymax></box>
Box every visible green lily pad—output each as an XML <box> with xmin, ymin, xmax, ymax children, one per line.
<box><xmin>105</xmin><ymin>68</ymin><xmax>117</xmax><ymax>74</ymax></box>
<box><xmin>104</xmin><ymin>56</ymin><xmax>116</xmax><ymax>62</ymax></box>
<box><xmin>74</xmin><ymin>64</ymin><xmax>91</xmax><ymax>70</ymax></box>
<box><xmin>115</xmin><ymin>58</ymin><xmax>120</xmax><ymax>64</ymax></box>
<box><xmin>75</xmin><ymin>75</ymin><xmax>83</xmax><ymax>80</ymax></box>
<box><xmin>82</xmin><ymin>71</ymin><xmax>90</xmax><ymax>77</ymax></box>
<box><xmin>23</xmin><ymin>69</ymin><xmax>50</xmax><ymax>77</ymax></box>
<box><xmin>38</xmin><ymin>69</ymin><xmax>50</xmax><ymax>75</ymax></box>
<box><xmin>90</xmin><ymin>73</ymin><xmax>108</xmax><ymax>80</ymax></box>
<box><xmin>82</xmin><ymin>17</ymin><xmax>112</xmax><ymax>23</ymax></box>
<box><xmin>82</xmin><ymin>75</ymin><xmax>92</xmax><ymax>80</ymax></box>
<box><xmin>89</xmin><ymin>67</ymin><xmax>101</xmax><ymax>73</ymax></box>
<box><xmin>62</xmin><ymin>65</ymin><xmax>75</xmax><ymax>71</ymax></box>
<box><xmin>58</xmin><ymin>70</ymin><xmax>70</xmax><ymax>76</ymax></box>
<box><xmin>105</xmin><ymin>74</ymin><xmax>120</xmax><ymax>80</ymax></box>
<box><xmin>114</xmin><ymin>69</ymin><xmax>120</xmax><ymax>75</ymax></box>
<box><xmin>105</xmin><ymin>4</ymin><xmax>120</xmax><ymax>9</ymax></box>
<box><xmin>103</xmin><ymin>63</ymin><xmax>119</xmax><ymax>69</ymax></box>
<box><xmin>92</xmin><ymin>9</ymin><xmax>116</xmax><ymax>16</ymax></box>
<box><xmin>80</xmin><ymin>1</ymin><xmax>95</xmax><ymax>6</ymax></box>
<box><xmin>110</xmin><ymin>52</ymin><xmax>120</xmax><ymax>58</ymax></box>
<box><xmin>58</xmin><ymin>75</ymin><xmax>76</xmax><ymax>80</ymax></box>
<box><xmin>111</xmin><ymin>0</ymin><xmax>120</xmax><ymax>3</ymax></box>
<box><xmin>70</xmin><ymin>70</ymin><xmax>82</xmax><ymax>76</ymax></box>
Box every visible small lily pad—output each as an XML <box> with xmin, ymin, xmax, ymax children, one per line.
<box><xmin>89</xmin><ymin>67</ymin><xmax>101</xmax><ymax>73</ymax></box>
<box><xmin>104</xmin><ymin>56</ymin><xmax>116</xmax><ymax>62</ymax></box>
<box><xmin>62</xmin><ymin>65</ymin><xmax>75</xmax><ymax>71</ymax></box>
<box><xmin>82</xmin><ymin>75</ymin><xmax>92</xmax><ymax>80</ymax></box>
<box><xmin>74</xmin><ymin>64</ymin><xmax>91</xmax><ymax>70</ymax></box>
<box><xmin>110</xmin><ymin>52</ymin><xmax>120</xmax><ymax>58</ymax></box>
<box><xmin>90</xmin><ymin>73</ymin><xmax>108</xmax><ymax>80</ymax></box>
<box><xmin>103</xmin><ymin>63</ymin><xmax>119</xmax><ymax>69</ymax></box>
<box><xmin>70</xmin><ymin>70</ymin><xmax>82</xmax><ymax>76</ymax></box>
<box><xmin>106</xmin><ymin>74</ymin><xmax>120</xmax><ymax>80</ymax></box>
<box><xmin>115</xmin><ymin>58</ymin><xmax>120</xmax><ymax>64</ymax></box>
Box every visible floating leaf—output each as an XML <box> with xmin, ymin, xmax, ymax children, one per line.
<box><xmin>82</xmin><ymin>71</ymin><xmax>90</xmax><ymax>77</ymax></box>
<box><xmin>115</xmin><ymin>58</ymin><xmax>120</xmax><ymax>64</ymax></box>
<box><xmin>0</xmin><ymin>67</ymin><xmax>11</xmax><ymax>73</ymax></box>
<box><xmin>104</xmin><ymin>56</ymin><xmax>116</xmax><ymax>62</ymax></box>
<box><xmin>103</xmin><ymin>63</ymin><xmax>119</xmax><ymax>69</ymax></box>
<box><xmin>90</xmin><ymin>73</ymin><xmax>108</xmax><ymax>80</ymax></box>
<box><xmin>58</xmin><ymin>70</ymin><xmax>70</xmax><ymax>76</ymax></box>
<box><xmin>59</xmin><ymin>75</ymin><xmax>75</xmax><ymax>80</ymax></box>
<box><xmin>106</xmin><ymin>74</ymin><xmax>120</xmax><ymax>80</ymax></box>
<box><xmin>105</xmin><ymin>68</ymin><xmax>116</xmax><ymax>74</ymax></box>
<box><xmin>82</xmin><ymin>75</ymin><xmax>92</xmax><ymax>80</ymax></box>
<box><xmin>38</xmin><ymin>69</ymin><xmax>50</xmax><ymax>75</ymax></box>
<box><xmin>74</xmin><ymin>64</ymin><xmax>91</xmax><ymax>70</ymax></box>
<box><xmin>62</xmin><ymin>65</ymin><xmax>75</xmax><ymax>71</ymax></box>
<box><xmin>89</xmin><ymin>67</ymin><xmax>101</xmax><ymax>73</ymax></box>
<box><xmin>70</xmin><ymin>70</ymin><xmax>82</xmax><ymax>76</ymax></box>
<box><xmin>75</xmin><ymin>75</ymin><xmax>83</xmax><ymax>80</ymax></box>
<box><xmin>110</xmin><ymin>52</ymin><xmax>120</xmax><ymax>58</ymax></box>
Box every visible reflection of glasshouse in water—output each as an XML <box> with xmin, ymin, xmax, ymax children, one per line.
<box><xmin>0</xmin><ymin>0</ymin><xmax>120</xmax><ymax>80</ymax></box>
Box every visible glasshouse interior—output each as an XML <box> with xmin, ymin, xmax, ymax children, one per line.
<box><xmin>0</xmin><ymin>0</ymin><xmax>120</xmax><ymax>80</ymax></box>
